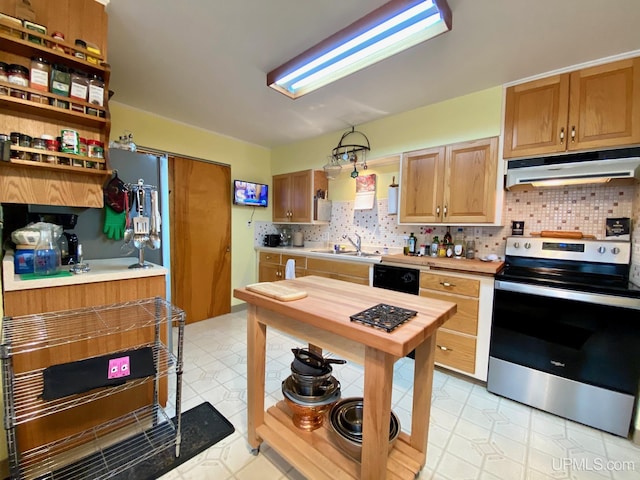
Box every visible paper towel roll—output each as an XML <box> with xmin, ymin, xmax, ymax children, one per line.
<box><xmin>285</xmin><ymin>259</ymin><xmax>296</xmax><ymax>279</ymax></box>
<box><xmin>388</xmin><ymin>185</ymin><xmax>398</xmax><ymax>215</ymax></box>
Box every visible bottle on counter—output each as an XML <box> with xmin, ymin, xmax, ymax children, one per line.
<box><xmin>438</xmin><ymin>239</ymin><xmax>447</xmax><ymax>257</ymax></box>
<box><xmin>454</xmin><ymin>228</ymin><xmax>464</xmax><ymax>258</ymax></box>
<box><xmin>408</xmin><ymin>232</ymin><xmax>417</xmax><ymax>255</ymax></box>
<box><xmin>431</xmin><ymin>236</ymin><xmax>439</xmax><ymax>257</ymax></box>
<box><xmin>443</xmin><ymin>227</ymin><xmax>452</xmax><ymax>246</ymax></box>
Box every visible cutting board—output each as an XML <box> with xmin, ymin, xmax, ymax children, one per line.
<box><xmin>531</xmin><ymin>230</ymin><xmax>596</xmax><ymax>239</ymax></box>
<box><xmin>246</xmin><ymin>282</ymin><xmax>307</xmax><ymax>301</ymax></box>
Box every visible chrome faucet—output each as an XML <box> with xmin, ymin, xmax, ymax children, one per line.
<box><xmin>343</xmin><ymin>233</ymin><xmax>362</xmax><ymax>254</ymax></box>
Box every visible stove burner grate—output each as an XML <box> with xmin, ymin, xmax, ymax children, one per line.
<box><xmin>350</xmin><ymin>303</ymin><xmax>417</xmax><ymax>333</ymax></box>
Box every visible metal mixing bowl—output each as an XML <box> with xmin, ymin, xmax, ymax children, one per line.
<box><xmin>328</xmin><ymin>397</ymin><xmax>400</xmax><ymax>461</ymax></box>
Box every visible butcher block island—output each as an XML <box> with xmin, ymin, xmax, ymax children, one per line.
<box><xmin>234</xmin><ymin>275</ymin><xmax>457</xmax><ymax>480</ymax></box>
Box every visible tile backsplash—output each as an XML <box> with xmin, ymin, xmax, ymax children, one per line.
<box><xmin>255</xmin><ymin>183</ymin><xmax>639</xmax><ymax>283</ymax></box>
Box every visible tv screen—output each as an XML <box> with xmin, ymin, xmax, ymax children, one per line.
<box><xmin>233</xmin><ymin>179</ymin><xmax>268</xmax><ymax>207</ymax></box>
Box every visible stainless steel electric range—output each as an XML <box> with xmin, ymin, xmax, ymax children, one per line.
<box><xmin>488</xmin><ymin>236</ymin><xmax>640</xmax><ymax>437</ymax></box>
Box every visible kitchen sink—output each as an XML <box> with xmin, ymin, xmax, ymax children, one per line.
<box><xmin>339</xmin><ymin>251</ymin><xmax>380</xmax><ymax>257</ymax></box>
<box><xmin>310</xmin><ymin>249</ymin><xmax>357</xmax><ymax>255</ymax></box>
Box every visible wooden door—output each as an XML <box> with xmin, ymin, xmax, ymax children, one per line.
<box><xmin>272</xmin><ymin>173</ymin><xmax>291</xmax><ymax>222</ymax></box>
<box><xmin>443</xmin><ymin>137</ymin><xmax>498</xmax><ymax>223</ymax></box>
<box><xmin>568</xmin><ymin>57</ymin><xmax>640</xmax><ymax>151</ymax></box>
<box><xmin>169</xmin><ymin>157</ymin><xmax>231</xmax><ymax>323</ymax></box>
<box><xmin>289</xmin><ymin>170</ymin><xmax>312</xmax><ymax>222</ymax></box>
<box><xmin>399</xmin><ymin>146</ymin><xmax>445</xmax><ymax>223</ymax></box>
<box><xmin>503</xmin><ymin>74</ymin><xmax>569</xmax><ymax>158</ymax></box>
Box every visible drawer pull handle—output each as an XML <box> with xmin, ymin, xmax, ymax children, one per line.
<box><xmin>440</xmin><ymin>282</ymin><xmax>455</xmax><ymax>287</ymax></box>
<box><xmin>437</xmin><ymin>344</ymin><xmax>452</xmax><ymax>352</ymax></box>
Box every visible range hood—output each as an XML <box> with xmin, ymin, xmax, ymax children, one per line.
<box><xmin>506</xmin><ymin>147</ymin><xmax>640</xmax><ymax>189</ymax></box>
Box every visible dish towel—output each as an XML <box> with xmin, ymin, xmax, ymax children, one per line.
<box><xmin>285</xmin><ymin>259</ymin><xmax>296</xmax><ymax>279</ymax></box>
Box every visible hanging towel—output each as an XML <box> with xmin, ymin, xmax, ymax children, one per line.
<box><xmin>285</xmin><ymin>259</ymin><xmax>296</xmax><ymax>279</ymax></box>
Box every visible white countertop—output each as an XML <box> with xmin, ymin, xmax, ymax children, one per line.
<box><xmin>256</xmin><ymin>245</ymin><xmax>383</xmax><ymax>264</ymax></box>
<box><xmin>2</xmin><ymin>252</ymin><xmax>167</xmax><ymax>292</ymax></box>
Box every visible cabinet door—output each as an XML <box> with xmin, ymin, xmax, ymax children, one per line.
<box><xmin>259</xmin><ymin>263</ymin><xmax>282</xmax><ymax>282</ymax></box>
<box><xmin>272</xmin><ymin>173</ymin><xmax>291</xmax><ymax>222</ymax></box>
<box><xmin>443</xmin><ymin>137</ymin><xmax>498</xmax><ymax>223</ymax></box>
<box><xmin>503</xmin><ymin>74</ymin><xmax>570</xmax><ymax>158</ymax></box>
<box><xmin>568</xmin><ymin>57</ymin><xmax>640</xmax><ymax>151</ymax></box>
<box><xmin>399</xmin><ymin>146</ymin><xmax>445</xmax><ymax>223</ymax></box>
<box><xmin>289</xmin><ymin>170</ymin><xmax>312</xmax><ymax>222</ymax></box>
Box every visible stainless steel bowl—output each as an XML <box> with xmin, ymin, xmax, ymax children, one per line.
<box><xmin>328</xmin><ymin>397</ymin><xmax>400</xmax><ymax>461</ymax></box>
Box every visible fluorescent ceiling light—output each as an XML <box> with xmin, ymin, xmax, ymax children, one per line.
<box><xmin>267</xmin><ymin>0</ymin><xmax>452</xmax><ymax>99</ymax></box>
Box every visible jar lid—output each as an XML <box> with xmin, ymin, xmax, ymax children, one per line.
<box><xmin>40</xmin><ymin>134</ymin><xmax>55</xmax><ymax>140</ymax></box>
<box><xmin>52</xmin><ymin>64</ymin><xmax>69</xmax><ymax>73</ymax></box>
<box><xmin>74</xmin><ymin>39</ymin><xmax>87</xmax><ymax>47</ymax></box>
<box><xmin>90</xmin><ymin>74</ymin><xmax>104</xmax><ymax>82</ymax></box>
<box><xmin>0</xmin><ymin>61</ymin><xmax>7</xmax><ymax>69</ymax></box>
<box><xmin>51</xmin><ymin>31</ymin><xmax>65</xmax><ymax>39</ymax></box>
<box><xmin>19</xmin><ymin>134</ymin><xmax>32</xmax><ymax>141</ymax></box>
<box><xmin>87</xmin><ymin>139</ymin><xmax>103</xmax><ymax>146</ymax></box>
<box><xmin>71</xmin><ymin>69</ymin><xmax>88</xmax><ymax>77</ymax></box>
<box><xmin>30</xmin><ymin>56</ymin><xmax>49</xmax><ymax>64</ymax></box>
<box><xmin>8</xmin><ymin>64</ymin><xmax>28</xmax><ymax>75</ymax></box>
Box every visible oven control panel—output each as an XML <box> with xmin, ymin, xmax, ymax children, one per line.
<box><xmin>505</xmin><ymin>237</ymin><xmax>631</xmax><ymax>264</ymax></box>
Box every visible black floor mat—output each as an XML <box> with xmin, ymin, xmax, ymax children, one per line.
<box><xmin>112</xmin><ymin>402</ymin><xmax>235</xmax><ymax>480</ymax></box>
<box><xmin>34</xmin><ymin>402</ymin><xmax>235</xmax><ymax>480</ymax></box>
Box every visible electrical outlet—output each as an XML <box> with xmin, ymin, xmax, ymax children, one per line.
<box><xmin>474</xmin><ymin>227</ymin><xmax>482</xmax><ymax>237</ymax></box>
<box><xmin>108</xmin><ymin>356</ymin><xmax>130</xmax><ymax>379</ymax></box>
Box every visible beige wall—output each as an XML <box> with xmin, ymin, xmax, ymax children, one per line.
<box><xmin>271</xmin><ymin>86</ymin><xmax>503</xmax><ymax>202</ymax></box>
<box><xmin>109</xmin><ymin>102</ymin><xmax>273</xmax><ymax>305</ymax></box>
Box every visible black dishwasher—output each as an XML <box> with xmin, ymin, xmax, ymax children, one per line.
<box><xmin>373</xmin><ymin>264</ymin><xmax>420</xmax><ymax>295</ymax></box>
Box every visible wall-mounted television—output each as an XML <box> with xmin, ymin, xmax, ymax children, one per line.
<box><xmin>233</xmin><ymin>179</ymin><xmax>269</xmax><ymax>207</ymax></box>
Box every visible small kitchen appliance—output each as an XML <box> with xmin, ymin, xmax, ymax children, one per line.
<box><xmin>281</xmin><ymin>348</ymin><xmax>344</xmax><ymax>431</ymax></box>
<box><xmin>489</xmin><ymin>235</ymin><xmax>640</xmax><ymax>437</ymax></box>
<box><xmin>263</xmin><ymin>234</ymin><xmax>281</xmax><ymax>247</ymax></box>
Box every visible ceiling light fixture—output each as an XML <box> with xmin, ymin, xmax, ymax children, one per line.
<box><xmin>267</xmin><ymin>0</ymin><xmax>452</xmax><ymax>99</ymax></box>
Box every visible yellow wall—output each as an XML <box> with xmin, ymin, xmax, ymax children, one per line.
<box><xmin>271</xmin><ymin>86</ymin><xmax>503</xmax><ymax>202</ymax></box>
<box><xmin>109</xmin><ymin>103</ymin><xmax>272</xmax><ymax>305</ymax></box>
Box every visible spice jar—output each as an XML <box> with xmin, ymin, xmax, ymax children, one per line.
<box><xmin>10</xmin><ymin>132</ymin><xmax>21</xmax><ymax>145</ymax></box>
<box><xmin>88</xmin><ymin>74</ymin><xmax>104</xmax><ymax>106</ymax></box>
<box><xmin>31</xmin><ymin>137</ymin><xmax>46</xmax><ymax>162</ymax></box>
<box><xmin>87</xmin><ymin>139</ymin><xmax>103</xmax><ymax>168</ymax></box>
<box><xmin>44</xmin><ymin>137</ymin><xmax>59</xmax><ymax>164</ymax></box>
<box><xmin>50</xmin><ymin>31</ymin><xmax>67</xmax><ymax>53</ymax></box>
<box><xmin>79</xmin><ymin>137</ymin><xmax>87</xmax><ymax>156</ymax></box>
<box><xmin>29</xmin><ymin>56</ymin><xmax>49</xmax><ymax>91</ymax></box>
<box><xmin>70</xmin><ymin>69</ymin><xmax>88</xmax><ymax>113</ymax></box>
<box><xmin>50</xmin><ymin>64</ymin><xmax>71</xmax><ymax>97</ymax></box>
<box><xmin>74</xmin><ymin>39</ymin><xmax>87</xmax><ymax>60</ymax></box>
<box><xmin>60</xmin><ymin>129</ymin><xmax>79</xmax><ymax>154</ymax></box>
<box><xmin>8</xmin><ymin>64</ymin><xmax>29</xmax><ymax>87</ymax></box>
<box><xmin>0</xmin><ymin>62</ymin><xmax>8</xmax><ymax>95</ymax></box>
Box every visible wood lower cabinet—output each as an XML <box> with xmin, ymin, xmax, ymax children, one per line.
<box><xmin>400</xmin><ymin>137</ymin><xmax>498</xmax><ymax>224</ymax></box>
<box><xmin>258</xmin><ymin>251</ymin><xmax>370</xmax><ymax>285</ymax></box>
<box><xmin>258</xmin><ymin>251</ymin><xmax>307</xmax><ymax>282</ymax></box>
<box><xmin>419</xmin><ymin>270</ymin><xmax>493</xmax><ymax>380</ymax></box>
<box><xmin>504</xmin><ymin>56</ymin><xmax>640</xmax><ymax>158</ymax></box>
<box><xmin>305</xmin><ymin>257</ymin><xmax>370</xmax><ymax>285</ymax></box>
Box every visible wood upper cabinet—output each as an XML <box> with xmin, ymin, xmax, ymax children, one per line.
<box><xmin>504</xmin><ymin>57</ymin><xmax>640</xmax><ymax>158</ymax></box>
<box><xmin>272</xmin><ymin>169</ymin><xmax>328</xmax><ymax>223</ymax></box>
<box><xmin>400</xmin><ymin>137</ymin><xmax>498</xmax><ymax>223</ymax></box>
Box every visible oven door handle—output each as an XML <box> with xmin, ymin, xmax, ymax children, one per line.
<box><xmin>495</xmin><ymin>280</ymin><xmax>640</xmax><ymax>310</ymax></box>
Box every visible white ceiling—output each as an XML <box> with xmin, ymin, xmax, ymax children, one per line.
<box><xmin>105</xmin><ymin>0</ymin><xmax>640</xmax><ymax>149</ymax></box>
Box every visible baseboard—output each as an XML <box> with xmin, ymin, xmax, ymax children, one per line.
<box><xmin>231</xmin><ymin>304</ymin><xmax>248</xmax><ymax>314</ymax></box>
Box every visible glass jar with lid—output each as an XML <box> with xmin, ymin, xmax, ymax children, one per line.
<box><xmin>29</xmin><ymin>56</ymin><xmax>49</xmax><ymax>91</ymax></box>
<box><xmin>88</xmin><ymin>74</ymin><xmax>104</xmax><ymax>106</ymax></box>
<box><xmin>70</xmin><ymin>69</ymin><xmax>89</xmax><ymax>113</ymax></box>
<box><xmin>8</xmin><ymin>64</ymin><xmax>29</xmax><ymax>87</ymax></box>
<box><xmin>0</xmin><ymin>62</ymin><xmax>8</xmax><ymax>95</ymax></box>
<box><xmin>50</xmin><ymin>64</ymin><xmax>70</xmax><ymax>97</ymax></box>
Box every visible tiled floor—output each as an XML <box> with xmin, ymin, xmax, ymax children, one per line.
<box><xmin>160</xmin><ymin>310</ymin><xmax>640</xmax><ymax>480</ymax></box>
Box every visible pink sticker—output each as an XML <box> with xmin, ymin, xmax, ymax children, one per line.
<box><xmin>107</xmin><ymin>356</ymin><xmax>131</xmax><ymax>379</ymax></box>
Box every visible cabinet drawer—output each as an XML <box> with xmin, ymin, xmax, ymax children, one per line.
<box><xmin>306</xmin><ymin>258</ymin><xmax>370</xmax><ymax>279</ymax></box>
<box><xmin>435</xmin><ymin>330</ymin><xmax>476</xmax><ymax>374</ymax></box>
<box><xmin>420</xmin><ymin>272</ymin><xmax>479</xmax><ymax>297</ymax></box>
<box><xmin>305</xmin><ymin>270</ymin><xmax>370</xmax><ymax>285</ymax></box>
<box><xmin>419</xmin><ymin>290</ymin><xmax>478</xmax><ymax>335</ymax></box>
<box><xmin>282</xmin><ymin>254</ymin><xmax>307</xmax><ymax>269</ymax></box>
<box><xmin>259</xmin><ymin>252</ymin><xmax>282</xmax><ymax>265</ymax></box>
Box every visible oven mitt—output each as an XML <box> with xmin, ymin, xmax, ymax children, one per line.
<box><xmin>42</xmin><ymin>347</ymin><xmax>156</xmax><ymax>401</ymax></box>
<box><xmin>103</xmin><ymin>204</ymin><xmax>126</xmax><ymax>240</ymax></box>
<box><xmin>103</xmin><ymin>172</ymin><xmax>127</xmax><ymax>213</ymax></box>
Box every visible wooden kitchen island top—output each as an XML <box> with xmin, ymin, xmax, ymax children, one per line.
<box><xmin>234</xmin><ymin>276</ymin><xmax>457</xmax><ymax>480</ymax></box>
